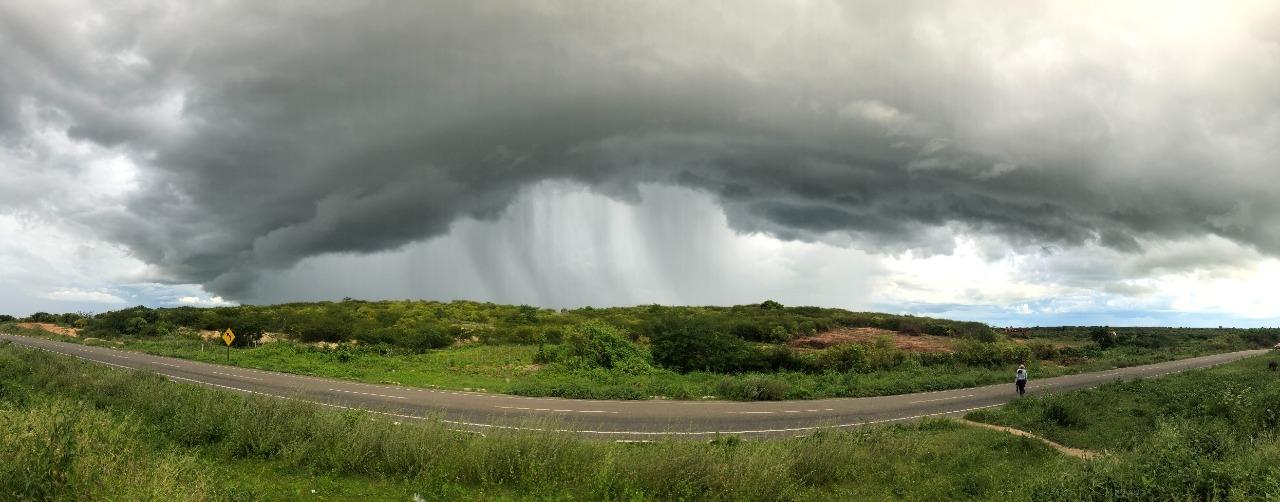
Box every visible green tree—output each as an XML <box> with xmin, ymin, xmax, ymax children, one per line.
<box><xmin>650</xmin><ymin>316</ymin><xmax>760</xmax><ymax>373</ymax></box>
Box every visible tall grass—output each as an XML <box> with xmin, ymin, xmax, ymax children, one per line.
<box><xmin>0</xmin><ymin>397</ymin><xmax>221</xmax><ymax>500</ymax></box>
<box><xmin>970</xmin><ymin>354</ymin><xmax>1280</xmax><ymax>500</ymax></box>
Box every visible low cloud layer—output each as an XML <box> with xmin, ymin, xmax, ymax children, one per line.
<box><xmin>3</xmin><ymin>1</ymin><xmax>1280</xmax><ymax>316</ymax></box>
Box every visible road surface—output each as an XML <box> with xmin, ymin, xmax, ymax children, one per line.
<box><xmin>1</xmin><ymin>333</ymin><xmax>1268</xmax><ymax>440</ymax></box>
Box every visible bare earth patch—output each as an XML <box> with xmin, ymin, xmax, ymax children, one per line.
<box><xmin>956</xmin><ymin>419</ymin><xmax>1098</xmax><ymax>460</ymax></box>
<box><xmin>18</xmin><ymin>322</ymin><xmax>80</xmax><ymax>338</ymax></box>
<box><xmin>791</xmin><ymin>327</ymin><xmax>957</xmax><ymax>353</ymax></box>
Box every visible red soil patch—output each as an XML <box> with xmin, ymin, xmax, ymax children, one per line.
<box><xmin>18</xmin><ymin>322</ymin><xmax>80</xmax><ymax>338</ymax></box>
<box><xmin>791</xmin><ymin>326</ymin><xmax>957</xmax><ymax>353</ymax></box>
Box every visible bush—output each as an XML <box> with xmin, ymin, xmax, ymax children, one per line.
<box><xmin>1027</xmin><ymin>341</ymin><xmax>1060</xmax><ymax>361</ymax></box>
<box><xmin>817</xmin><ymin>344</ymin><xmax>867</xmax><ymax>373</ymax></box>
<box><xmin>865</xmin><ymin>337</ymin><xmax>908</xmax><ymax>371</ymax></box>
<box><xmin>715</xmin><ymin>375</ymin><xmax>792</xmax><ymax>400</ymax></box>
<box><xmin>650</xmin><ymin>316</ymin><xmax>761</xmax><ymax>373</ymax></box>
<box><xmin>25</xmin><ymin>312</ymin><xmax>57</xmax><ymax>323</ymax></box>
<box><xmin>730</xmin><ymin>323</ymin><xmax>765</xmax><ymax>341</ymax></box>
<box><xmin>955</xmin><ymin>341</ymin><xmax>1031</xmax><ymax>367</ymax></box>
<box><xmin>559</xmin><ymin>321</ymin><xmax>651</xmax><ymax>373</ymax></box>
<box><xmin>1090</xmin><ymin>327</ymin><xmax>1117</xmax><ymax>349</ymax></box>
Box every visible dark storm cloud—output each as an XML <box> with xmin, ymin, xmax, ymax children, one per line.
<box><xmin>3</xmin><ymin>0</ymin><xmax>1280</xmax><ymax>299</ymax></box>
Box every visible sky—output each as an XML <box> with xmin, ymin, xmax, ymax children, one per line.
<box><xmin>2</xmin><ymin>0</ymin><xmax>1279</xmax><ymax>327</ymax></box>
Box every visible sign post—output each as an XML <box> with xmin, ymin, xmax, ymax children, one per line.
<box><xmin>222</xmin><ymin>328</ymin><xmax>235</xmax><ymax>363</ymax></box>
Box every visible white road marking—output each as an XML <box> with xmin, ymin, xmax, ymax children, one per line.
<box><xmin>329</xmin><ymin>388</ymin><xmax>407</xmax><ymax>399</ymax></box>
<box><xmin>497</xmin><ymin>405</ymin><xmax>617</xmax><ymax>414</ymax></box>
<box><xmin>211</xmin><ymin>371</ymin><xmax>262</xmax><ymax>381</ymax></box>
<box><xmin>910</xmin><ymin>394</ymin><xmax>975</xmax><ymax>404</ymax></box>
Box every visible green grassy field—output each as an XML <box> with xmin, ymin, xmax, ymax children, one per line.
<box><xmin>4</xmin><ymin>342</ymin><xmax>1279</xmax><ymax>500</ymax></box>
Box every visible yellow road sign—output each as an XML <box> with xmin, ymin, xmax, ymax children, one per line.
<box><xmin>222</xmin><ymin>328</ymin><xmax>235</xmax><ymax>346</ymax></box>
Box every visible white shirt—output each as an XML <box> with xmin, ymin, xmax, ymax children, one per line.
<box><xmin>1015</xmin><ymin>368</ymin><xmax>1027</xmax><ymax>381</ymax></box>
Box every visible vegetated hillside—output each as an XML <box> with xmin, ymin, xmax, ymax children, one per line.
<box><xmin>20</xmin><ymin>300</ymin><xmax>1008</xmax><ymax>370</ymax></box>
<box><xmin>68</xmin><ymin>299</ymin><xmax>992</xmax><ymax>345</ymax></box>
<box><xmin>7</xmin><ymin>302</ymin><xmax>1278</xmax><ymax>401</ymax></box>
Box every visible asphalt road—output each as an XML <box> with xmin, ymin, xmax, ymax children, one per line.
<box><xmin>1</xmin><ymin>333</ymin><xmax>1269</xmax><ymax>440</ymax></box>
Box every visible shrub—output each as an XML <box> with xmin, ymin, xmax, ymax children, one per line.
<box><xmin>714</xmin><ymin>375</ymin><xmax>792</xmax><ymax>400</ymax></box>
<box><xmin>1090</xmin><ymin>327</ymin><xmax>1116</xmax><ymax>348</ymax></box>
<box><xmin>762</xmin><ymin>345</ymin><xmax>809</xmax><ymax>372</ymax></box>
<box><xmin>865</xmin><ymin>337</ymin><xmax>908</xmax><ymax>371</ymax></box>
<box><xmin>955</xmin><ymin>322</ymin><xmax>998</xmax><ymax>342</ymax></box>
<box><xmin>25</xmin><ymin>312</ymin><xmax>58</xmax><ymax>323</ymax></box>
<box><xmin>1027</xmin><ymin>341</ymin><xmax>1060</xmax><ymax>361</ymax></box>
<box><xmin>817</xmin><ymin>344</ymin><xmax>867</xmax><ymax>373</ymax></box>
<box><xmin>730</xmin><ymin>323</ymin><xmax>766</xmax><ymax>341</ymax></box>
<box><xmin>955</xmin><ymin>341</ymin><xmax>1031</xmax><ymax>367</ymax></box>
<box><xmin>650</xmin><ymin>316</ymin><xmax>761</xmax><ymax>373</ymax></box>
<box><xmin>559</xmin><ymin>320</ymin><xmax>651</xmax><ymax>373</ymax></box>
<box><xmin>768</xmin><ymin>325</ymin><xmax>791</xmax><ymax>343</ymax></box>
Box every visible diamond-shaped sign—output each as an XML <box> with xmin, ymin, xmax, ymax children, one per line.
<box><xmin>222</xmin><ymin>328</ymin><xmax>235</xmax><ymax>346</ymax></box>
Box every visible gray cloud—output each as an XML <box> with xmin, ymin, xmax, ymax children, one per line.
<box><xmin>3</xmin><ymin>1</ymin><xmax>1280</xmax><ymax>300</ymax></box>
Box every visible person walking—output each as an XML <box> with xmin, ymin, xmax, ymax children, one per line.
<box><xmin>1015</xmin><ymin>364</ymin><xmax>1028</xmax><ymax>396</ymax></box>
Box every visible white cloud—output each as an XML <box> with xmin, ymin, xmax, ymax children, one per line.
<box><xmin>177</xmin><ymin>295</ymin><xmax>234</xmax><ymax>307</ymax></box>
<box><xmin>40</xmin><ymin>288</ymin><xmax>125</xmax><ymax>304</ymax></box>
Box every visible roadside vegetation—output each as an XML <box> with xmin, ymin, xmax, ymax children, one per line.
<box><xmin>967</xmin><ymin>354</ymin><xmax>1280</xmax><ymax>499</ymax></box>
<box><xmin>3</xmin><ymin>300</ymin><xmax>1277</xmax><ymax>400</ymax></box>
<box><xmin>4</xmin><ymin>341</ymin><xmax>1278</xmax><ymax>500</ymax></box>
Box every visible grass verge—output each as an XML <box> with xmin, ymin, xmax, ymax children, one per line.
<box><xmin>967</xmin><ymin>352</ymin><xmax>1280</xmax><ymax>500</ymax></box>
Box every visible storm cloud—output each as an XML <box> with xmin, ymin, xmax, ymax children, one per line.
<box><xmin>3</xmin><ymin>0</ymin><xmax>1280</xmax><ymax>302</ymax></box>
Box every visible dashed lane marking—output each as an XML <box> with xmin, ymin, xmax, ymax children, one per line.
<box><xmin>496</xmin><ymin>406</ymin><xmax>617</xmax><ymax>414</ymax></box>
<box><xmin>910</xmin><ymin>394</ymin><xmax>976</xmax><ymax>404</ymax></box>
<box><xmin>211</xmin><ymin>371</ymin><xmax>263</xmax><ymax>381</ymax></box>
<box><xmin>329</xmin><ymin>388</ymin><xmax>407</xmax><ymax>399</ymax></box>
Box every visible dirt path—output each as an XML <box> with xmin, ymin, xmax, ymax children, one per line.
<box><xmin>955</xmin><ymin>418</ymin><xmax>1098</xmax><ymax>459</ymax></box>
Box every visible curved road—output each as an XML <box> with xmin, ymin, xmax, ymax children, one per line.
<box><xmin>1</xmin><ymin>333</ymin><xmax>1268</xmax><ymax>440</ymax></box>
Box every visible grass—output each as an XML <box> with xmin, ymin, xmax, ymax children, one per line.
<box><xmin>4</xmin><ymin>322</ymin><xmax>1262</xmax><ymax>401</ymax></box>
<box><xmin>967</xmin><ymin>353</ymin><xmax>1280</xmax><ymax>451</ymax></box>
<box><xmin>966</xmin><ymin>353</ymin><xmax>1280</xmax><ymax>500</ymax></box>
<box><xmin>4</xmin><ymin>341</ymin><xmax>1280</xmax><ymax>499</ymax></box>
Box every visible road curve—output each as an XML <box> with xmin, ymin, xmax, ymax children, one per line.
<box><xmin>1</xmin><ymin>333</ymin><xmax>1269</xmax><ymax>440</ymax></box>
